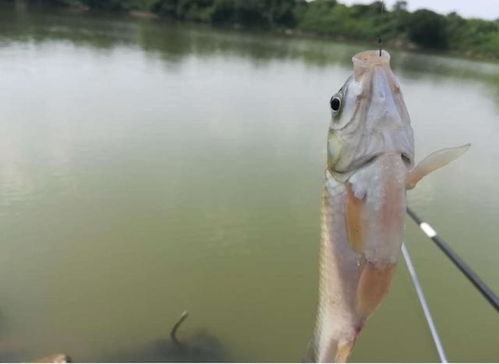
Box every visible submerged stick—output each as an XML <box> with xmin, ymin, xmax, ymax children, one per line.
<box><xmin>170</xmin><ymin>311</ymin><xmax>189</xmax><ymax>345</ymax></box>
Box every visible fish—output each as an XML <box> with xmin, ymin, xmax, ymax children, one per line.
<box><xmin>307</xmin><ymin>50</ymin><xmax>469</xmax><ymax>363</ymax></box>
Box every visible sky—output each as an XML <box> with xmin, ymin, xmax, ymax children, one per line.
<box><xmin>339</xmin><ymin>0</ymin><xmax>499</xmax><ymax>20</ymax></box>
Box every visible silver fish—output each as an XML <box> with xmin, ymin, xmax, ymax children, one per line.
<box><xmin>308</xmin><ymin>50</ymin><xmax>469</xmax><ymax>362</ymax></box>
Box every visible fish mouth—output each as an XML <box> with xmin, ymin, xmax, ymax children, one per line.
<box><xmin>352</xmin><ymin>50</ymin><xmax>391</xmax><ymax>79</ymax></box>
<box><xmin>353</xmin><ymin>49</ymin><xmax>390</xmax><ymax>65</ymax></box>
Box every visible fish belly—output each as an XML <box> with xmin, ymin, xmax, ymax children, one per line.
<box><xmin>310</xmin><ymin>154</ymin><xmax>407</xmax><ymax>363</ymax></box>
<box><xmin>309</xmin><ymin>171</ymin><xmax>362</xmax><ymax>363</ymax></box>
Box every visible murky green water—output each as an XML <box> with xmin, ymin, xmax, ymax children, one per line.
<box><xmin>0</xmin><ymin>3</ymin><xmax>498</xmax><ymax>362</ymax></box>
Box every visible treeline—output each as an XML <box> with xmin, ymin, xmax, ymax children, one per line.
<box><xmin>20</xmin><ymin>0</ymin><xmax>499</xmax><ymax>58</ymax></box>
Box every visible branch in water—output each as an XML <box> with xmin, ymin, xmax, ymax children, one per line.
<box><xmin>170</xmin><ymin>311</ymin><xmax>189</xmax><ymax>345</ymax></box>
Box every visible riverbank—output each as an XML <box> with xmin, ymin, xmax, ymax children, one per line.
<box><xmin>11</xmin><ymin>0</ymin><xmax>499</xmax><ymax>62</ymax></box>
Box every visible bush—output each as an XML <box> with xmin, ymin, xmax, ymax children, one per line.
<box><xmin>407</xmin><ymin>9</ymin><xmax>448</xmax><ymax>49</ymax></box>
<box><xmin>30</xmin><ymin>0</ymin><xmax>499</xmax><ymax>58</ymax></box>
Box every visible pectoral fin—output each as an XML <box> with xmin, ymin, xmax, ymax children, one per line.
<box><xmin>406</xmin><ymin>144</ymin><xmax>470</xmax><ymax>190</ymax></box>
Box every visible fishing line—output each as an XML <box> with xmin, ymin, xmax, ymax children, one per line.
<box><xmin>402</xmin><ymin>243</ymin><xmax>448</xmax><ymax>363</ymax></box>
<box><xmin>378</xmin><ymin>0</ymin><xmax>384</xmax><ymax>56</ymax></box>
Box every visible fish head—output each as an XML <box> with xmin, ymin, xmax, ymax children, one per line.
<box><xmin>327</xmin><ymin>50</ymin><xmax>414</xmax><ymax>181</ymax></box>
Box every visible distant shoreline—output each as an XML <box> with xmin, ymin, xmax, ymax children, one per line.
<box><xmin>10</xmin><ymin>0</ymin><xmax>499</xmax><ymax>62</ymax></box>
<box><xmin>124</xmin><ymin>8</ymin><xmax>499</xmax><ymax>63</ymax></box>
<box><xmin>271</xmin><ymin>27</ymin><xmax>498</xmax><ymax>64</ymax></box>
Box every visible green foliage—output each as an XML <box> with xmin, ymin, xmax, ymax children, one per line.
<box><xmin>210</xmin><ymin>0</ymin><xmax>234</xmax><ymax>23</ymax></box>
<box><xmin>151</xmin><ymin>0</ymin><xmax>178</xmax><ymax>17</ymax></box>
<box><xmin>265</xmin><ymin>0</ymin><xmax>297</xmax><ymax>27</ymax></box>
<box><xmin>448</xmin><ymin>16</ymin><xmax>499</xmax><ymax>56</ymax></box>
<box><xmin>407</xmin><ymin>9</ymin><xmax>448</xmax><ymax>49</ymax></box>
<box><xmin>229</xmin><ymin>1</ymin><xmax>267</xmax><ymax>26</ymax></box>
<box><xmin>150</xmin><ymin>0</ymin><xmax>214</xmax><ymax>21</ymax></box>
<box><xmin>124</xmin><ymin>0</ymin><xmax>160</xmax><ymax>10</ymax></box>
<box><xmin>294</xmin><ymin>0</ymin><xmax>339</xmax><ymax>34</ymax></box>
<box><xmin>392</xmin><ymin>0</ymin><xmax>407</xmax><ymax>12</ymax></box>
<box><xmin>211</xmin><ymin>0</ymin><xmax>296</xmax><ymax>27</ymax></box>
<box><xmin>24</xmin><ymin>0</ymin><xmax>499</xmax><ymax>59</ymax></box>
<box><xmin>79</xmin><ymin>0</ymin><xmax>124</xmax><ymax>10</ymax></box>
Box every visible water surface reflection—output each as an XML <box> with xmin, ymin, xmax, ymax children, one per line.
<box><xmin>0</xmin><ymin>2</ymin><xmax>498</xmax><ymax>362</ymax></box>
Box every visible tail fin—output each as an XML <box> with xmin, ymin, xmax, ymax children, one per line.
<box><xmin>304</xmin><ymin>334</ymin><xmax>356</xmax><ymax>363</ymax></box>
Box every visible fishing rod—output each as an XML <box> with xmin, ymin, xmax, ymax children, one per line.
<box><xmin>407</xmin><ymin>207</ymin><xmax>499</xmax><ymax>313</ymax></box>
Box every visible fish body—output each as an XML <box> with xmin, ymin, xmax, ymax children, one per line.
<box><xmin>308</xmin><ymin>50</ymin><xmax>469</xmax><ymax>362</ymax></box>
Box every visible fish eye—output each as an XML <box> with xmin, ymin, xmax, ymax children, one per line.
<box><xmin>330</xmin><ymin>96</ymin><xmax>341</xmax><ymax>112</ymax></box>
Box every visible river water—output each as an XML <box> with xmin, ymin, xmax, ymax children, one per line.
<box><xmin>0</xmin><ymin>3</ymin><xmax>498</xmax><ymax>362</ymax></box>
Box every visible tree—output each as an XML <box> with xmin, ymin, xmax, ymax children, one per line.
<box><xmin>393</xmin><ymin>0</ymin><xmax>407</xmax><ymax>12</ymax></box>
<box><xmin>151</xmin><ymin>0</ymin><xmax>177</xmax><ymax>16</ymax></box>
<box><xmin>407</xmin><ymin>9</ymin><xmax>449</xmax><ymax>49</ymax></box>
<box><xmin>263</xmin><ymin>0</ymin><xmax>296</xmax><ymax>27</ymax></box>
<box><xmin>79</xmin><ymin>0</ymin><xmax>124</xmax><ymax>10</ymax></box>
